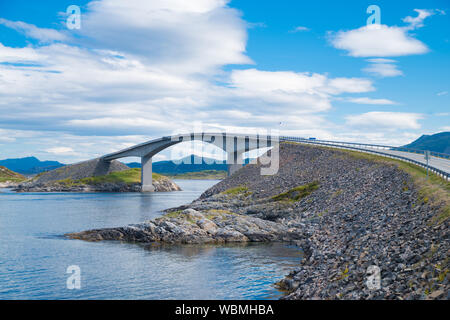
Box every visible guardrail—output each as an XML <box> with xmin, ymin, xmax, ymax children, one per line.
<box><xmin>280</xmin><ymin>136</ymin><xmax>450</xmax><ymax>159</ymax></box>
<box><xmin>280</xmin><ymin>136</ymin><xmax>450</xmax><ymax>181</ymax></box>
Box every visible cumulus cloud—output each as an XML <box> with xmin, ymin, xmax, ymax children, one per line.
<box><xmin>330</xmin><ymin>24</ymin><xmax>428</xmax><ymax>57</ymax></box>
<box><xmin>0</xmin><ymin>43</ymin><xmax>41</xmax><ymax>63</ymax></box>
<box><xmin>329</xmin><ymin>9</ymin><xmax>443</xmax><ymax>78</ymax></box>
<box><xmin>402</xmin><ymin>9</ymin><xmax>440</xmax><ymax>30</ymax></box>
<box><xmin>74</xmin><ymin>0</ymin><xmax>252</xmax><ymax>75</ymax></box>
<box><xmin>227</xmin><ymin>69</ymin><xmax>374</xmax><ymax>113</ymax></box>
<box><xmin>0</xmin><ymin>0</ymin><xmax>407</xmax><ymax>161</ymax></box>
<box><xmin>346</xmin><ymin>112</ymin><xmax>423</xmax><ymax>130</ymax></box>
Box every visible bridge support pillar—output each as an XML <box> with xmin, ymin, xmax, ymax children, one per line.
<box><xmin>227</xmin><ymin>151</ymin><xmax>244</xmax><ymax>176</ymax></box>
<box><xmin>141</xmin><ymin>154</ymin><xmax>155</xmax><ymax>192</ymax></box>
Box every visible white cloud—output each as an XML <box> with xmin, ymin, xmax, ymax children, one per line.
<box><xmin>330</xmin><ymin>24</ymin><xmax>428</xmax><ymax>57</ymax></box>
<box><xmin>329</xmin><ymin>9</ymin><xmax>443</xmax><ymax>78</ymax></box>
<box><xmin>363</xmin><ymin>59</ymin><xmax>403</xmax><ymax>77</ymax></box>
<box><xmin>0</xmin><ymin>0</ymin><xmax>412</xmax><ymax>161</ymax></box>
<box><xmin>67</xmin><ymin>118</ymin><xmax>174</xmax><ymax>130</ymax></box>
<box><xmin>346</xmin><ymin>97</ymin><xmax>397</xmax><ymax>105</ymax></box>
<box><xmin>325</xmin><ymin>77</ymin><xmax>374</xmax><ymax>94</ymax></box>
<box><xmin>0</xmin><ymin>43</ymin><xmax>41</xmax><ymax>63</ymax></box>
<box><xmin>441</xmin><ymin>126</ymin><xmax>450</xmax><ymax>131</ymax></box>
<box><xmin>290</xmin><ymin>26</ymin><xmax>310</xmax><ymax>32</ymax></box>
<box><xmin>329</xmin><ymin>9</ymin><xmax>443</xmax><ymax>57</ymax></box>
<box><xmin>227</xmin><ymin>69</ymin><xmax>374</xmax><ymax>113</ymax></box>
<box><xmin>346</xmin><ymin>112</ymin><xmax>423</xmax><ymax>130</ymax></box>
<box><xmin>402</xmin><ymin>9</ymin><xmax>438</xmax><ymax>30</ymax></box>
<box><xmin>75</xmin><ymin>0</ymin><xmax>252</xmax><ymax>75</ymax></box>
<box><xmin>0</xmin><ymin>18</ymin><xmax>67</xmax><ymax>43</ymax></box>
<box><xmin>45</xmin><ymin>147</ymin><xmax>76</xmax><ymax>155</ymax></box>
<box><xmin>437</xmin><ymin>91</ymin><xmax>448</xmax><ymax>96</ymax></box>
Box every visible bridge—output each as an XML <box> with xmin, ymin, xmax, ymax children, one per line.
<box><xmin>102</xmin><ymin>133</ymin><xmax>278</xmax><ymax>192</ymax></box>
<box><xmin>101</xmin><ymin>133</ymin><xmax>450</xmax><ymax>191</ymax></box>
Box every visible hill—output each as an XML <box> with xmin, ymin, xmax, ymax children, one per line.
<box><xmin>26</xmin><ymin>158</ymin><xmax>129</xmax><ymax>185</ymax></box>
<box><xmin>0</xmin><ymin>156</ymin><xmax>65</xmax><ymax>175</ymax></box>
<box><xmin>15</xmin><ymin>159</ymin><xmax>180</xmax><ymax>192</ymax></box>
<box><xmin>0</xmin><ymin>166</ymin><xmax>26</xmax><ymax>184</ymax></box>
<box><xmin>403</xmin><ymin>131</ymin><xmax>450</xmax><ymax>154</ymax></box>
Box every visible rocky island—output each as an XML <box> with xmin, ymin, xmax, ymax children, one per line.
<box><xmin>15</xmin><ymin>158</ymin><xmax>180</xmax><ymax>192</ymax></box>
<box><xmin>67</xmin><ymin>142</ymin><xmax>449</xmax><ymax>300</ymax></box>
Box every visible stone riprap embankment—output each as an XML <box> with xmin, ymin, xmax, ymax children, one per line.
<box><xmin>67</xmin><ymin>143</ymin><xmax>449</xmax><ymax>300</ymax></box>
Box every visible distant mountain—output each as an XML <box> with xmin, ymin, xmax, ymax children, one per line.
<box><xmin>126</xmin><ymin>155</ymin><xmax>251</xmax><ymax>174</ymax></box>
<box><xmin>0</xmin><ymin>156</ymin><xmax>65</xmax><ymax>175</ymax></box>
<box><xmin>402</xmin><ymin>132</ymin><xmax>450</xmax><ymax>154</ymax></box>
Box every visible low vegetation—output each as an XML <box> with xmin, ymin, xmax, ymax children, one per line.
<box><xmin>221</xmin><ymin>185</ymin><xmax>251</xmax><ymax>196</ymax></box>
<box><xmin>166</xmin><ymin>170</ymin><xmax>227</xmax><ymax>180</ymax></box>
<box><xmin>271</xmin><ymin>181</ymin><xmax>320</xmax><ymax>202</ymax></box>
<box><xmin>0</xmin><ymin>166</ymin><xmax>26</xmax><ymax>183</ymax></box>
<box><xmin>54</xmin><ymin>169</ymin><xmax>165</xmax><ymax>186</ymax></box>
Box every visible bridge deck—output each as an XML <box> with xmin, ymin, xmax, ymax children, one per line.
<box><xmin>100</xmin><ymin>133</ymin><xmax>450</xmax><ymax>182</ymax></box>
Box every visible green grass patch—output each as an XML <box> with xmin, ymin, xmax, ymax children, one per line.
<box><xmin>221</xmin><ymin>186</ymin><xmax>250</xmax><ymax>196</ymax></box>
<box><xmin>54</xmin><ymin>178</ymin><xmax>83</xmax><ymax>187</ymax></box>
<box><xmin>271</xmin><ymin>181</ymin><xmax>320</xmax><ymax>202</ymax></box>
<box><xmin>53</xmin><ymin>169</ymin><xmax>168</xmax><ymax>186</ymax></box>
<box><xmin>166</xmin><ymin>170</ymin><xmax>227</xmax><ymax>180</ymax></box>
<box><xmin>164</xmin><ymin>210</ymin><xmax>183</xmax><ymax>219</ymax></box>
<box><xmin>205</xmin><ymin>209</ymin><xmax>237</xmax><ymax>221</ymax></box>
<box><xmin>0</xmin><ymin>166</ymin><xmax>26</xmax><ymax>183</ymax></box>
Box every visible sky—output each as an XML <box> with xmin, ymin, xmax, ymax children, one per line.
<box><xmin>0</xmin><ymin>0</ymin><xmax>449</xmax><ymax>163</ymax></box>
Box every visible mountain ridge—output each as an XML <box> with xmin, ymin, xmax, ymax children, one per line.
<box><xmin>402</xmin><ymin>131</ymin><xmax>450</xmax><ymax>154</ymax></box>
<box><xmin>0</xmin><ymin>156</ymin><xmax>65</xmax><ymax>175</ymax></box>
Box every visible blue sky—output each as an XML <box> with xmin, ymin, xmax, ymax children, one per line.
<box><xmin>0</xmin><ymin>0</ymin><xmax>448</xmax><ymax>163</ymax></box>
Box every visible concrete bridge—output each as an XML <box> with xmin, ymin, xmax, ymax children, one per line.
<box><xmin>101</xmin><ymin>133</ymin><xmax>450</xmax><ymax>192</ymax></box>
<box><xmin>102</xmin><ymin>133</ymin><xmax>278</xmax><ymax>192</ymax></box>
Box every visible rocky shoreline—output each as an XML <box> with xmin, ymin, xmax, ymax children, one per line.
<box><xmin>13</xmin><ymin>178</ymin><xmax>181</xmax><ymax>192</ymax></box>
<box><xmin>0</xmin><ymin>181</ymin><xmax>21</xmax><ymax>188</ymax></box>
<box><xmin>14</xmin><ymin>177</ymin><xmax>180</xmax><ymax>193</ymax></box>
<box><xmin>66</xmin><ymin>143</ymin><xmax>449</xmax><ymax>300</ymax></box>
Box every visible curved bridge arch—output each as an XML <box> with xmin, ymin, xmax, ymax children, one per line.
<box><xmin>102</xmin><ymin>133</ymin><xmax>278</xmax><ymax>192</ymax></box>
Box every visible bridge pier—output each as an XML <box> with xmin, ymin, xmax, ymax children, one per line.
<box><xmin>141</xmin><ymin>154</ymin><xmax>155</xmax><ymax>192</ymax></box>
<box><xmin>227</xmin><ymin>151</ymin><xmax>244</xmax><ymax>176</ymax></box>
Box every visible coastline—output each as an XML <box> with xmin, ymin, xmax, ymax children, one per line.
<box><xmin>66</xmin><ymin>143</ymin><xmax>449</xmax><ymax>300</ymax></box>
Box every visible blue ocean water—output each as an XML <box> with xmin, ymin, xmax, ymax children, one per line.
<box><xmin>0</xmin><ymin>180</ymin><xmax>301</xmax><ymax>300</ymax></box>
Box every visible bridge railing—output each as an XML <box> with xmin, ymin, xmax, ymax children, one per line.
<box><xmin>280</xmin><ymin>136</ymin><xmax>450</xmax><ymax>181</ymax></box>
<box><xmin>279</xmin><ymin>136</ymin><xmax>450</xmax><ymax>159</ymax></box>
